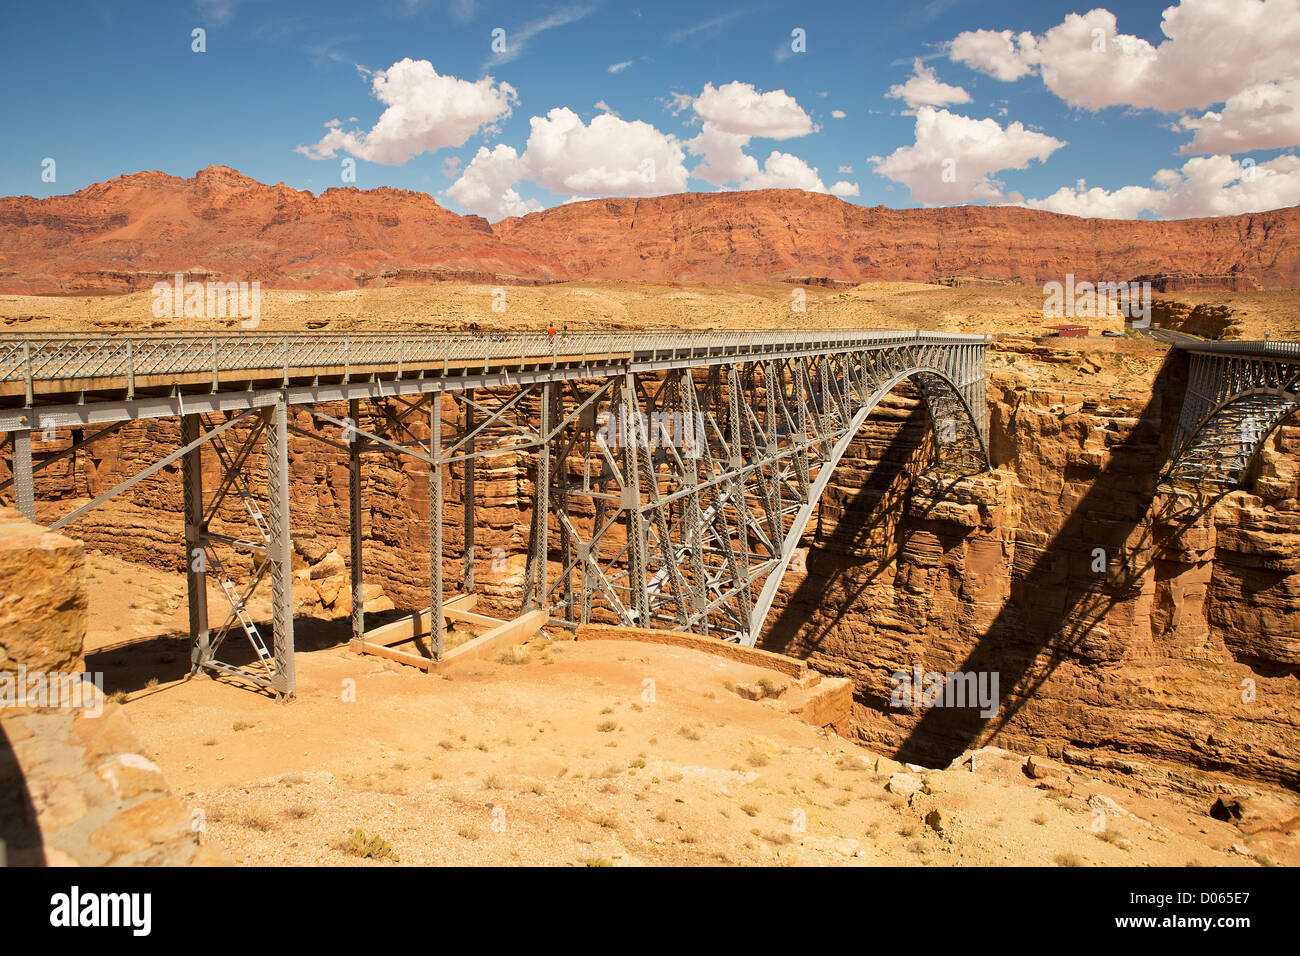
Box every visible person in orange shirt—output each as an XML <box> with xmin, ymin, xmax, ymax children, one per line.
<box><xmin>547</xmin><ymin>322</ymin><xmax>557</xmax><ymax>345</ymax></box>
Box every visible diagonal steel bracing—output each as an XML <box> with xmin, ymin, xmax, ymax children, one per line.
<box><xmin>533</xmin><ymin>345</ymin><xmax>989</xmax><ymax>645</ymax></box>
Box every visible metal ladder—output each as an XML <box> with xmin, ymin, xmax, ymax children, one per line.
<box><xmin>205</xmin><ymin>427</ymin><xmax>278</xmax><ymax>675</ymax></box>
<box><xmin>205</xmin><ymin>547</ymin><xmax>277</xmax><ymax>675</ymax></box>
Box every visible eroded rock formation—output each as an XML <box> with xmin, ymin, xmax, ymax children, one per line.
<box><xmin>761</xmin><ymin>342</ymin><xmax>1300</xmax><ymax>796</ymax></box>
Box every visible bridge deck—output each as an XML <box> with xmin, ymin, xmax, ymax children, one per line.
<box><xmin>1146</xmin><ymin>328</ymin><xmax>1300</xmax><ymax>356</ymax></box>
<box><xmin>0</xmin><ymin>329</ymin><xmax>988</xmax><ymax>406</ymax></box>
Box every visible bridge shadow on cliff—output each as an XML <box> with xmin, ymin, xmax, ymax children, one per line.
<box><xmin>764</xmin><ymin>352</ymin><xmax>1231</xmax><ymax>769</ymax></box>
<box><xmin>892</xmin><ymin>352</ymin><xmax>1215</xmax><ymax>767</ymax></box>
<box><xmin>761</xmin><ymin>391</ymin><xmax>936</xmax><ymax>658</ymax></box>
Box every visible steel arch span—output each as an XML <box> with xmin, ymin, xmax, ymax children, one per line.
<box><xmin>536</xmin><ymin>343</ymin><xmax>990</xmax><ymax>646</ymax></box>
<box><xmin>1164</xmin><ymin>340</ymin><xmax>1300</xmax><ymax>489</ymax></box>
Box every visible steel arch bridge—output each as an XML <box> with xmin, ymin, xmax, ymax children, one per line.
<box><xmin>1161</xmin><ymin>337</ymin><xmax>1300</xmax><ymax>489</ymax></box>
<box><xmin>0</xmin><ymin>328</ymin><xmax>989</xmax><ymax>695</ymax></box>
<box><xmin>550</xmin><ymin>341</ymin><xmax>990</xmax><ymax>645</ymax></box>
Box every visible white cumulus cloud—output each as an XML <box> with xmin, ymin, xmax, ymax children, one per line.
<box><xmin>1179</xmin><ymin>78</ymin><xmax>1300</xmax><ymax>154</ymax></box>
<box><xmin>948</xmin><ymin>28</ymin><xmax>1039</xmax><ymax>81</ymax></box>
<box><xmin>873</xmin><ymin>107</ymin><xmax>1065</xmax><ymax>204</ymax></box>
<box><xmin>687</xmin><ymin>124</ymin><xmax>759</xmax><ymax>186</ymax></box>
<box><xmin>1025</xmin><ymin>154</ymin><xmax>1300</xmax><ymax>219</ymax></box>
<box><xmin>297</xmin><ymin>59</ymin><xmax>516</xmax><ymax>165</ymax></box>
<box><xmin>690</xmin><ymin>81</ymin><xmax>816</xmax><ymax>139</ymax></box>
<box><xmin>523</xmin><ymin>107</ymin><xmax>689</xmax><ymax>196</ymax></box>
<box><xmin>741</xmin><ymin>152</ymin><xmax>827</xmax><ymax>192</ymax></box>
<box><xmin>681</xmin><ymin>81</ymin><xmax>828</xmax><ymax>192</ymax></box>
<box><xmin>447</xmin><ymin>108</ymin><xmax>689</xmax><ymax>219</ymax></box>
<box><xmin>445</xmin><ymin>145</ymin><xmax>542</xmax><ymax>220</ymax></box>
<box><xmin>887</xmin><ymin>59</ymin><xmax>973</xmax><ymax>110</ymax></box>
<box><xmin>1024</xmin><ymin>179</ymin><xmax>1165</xmax><ymax>219</ymax></box>
<box><xmin>949</xmin><ymin>1</ymin><xmax>1300</xmax><ymax>114</ymax></box>
<box><xmin>829</xmin><ymin>180</ymin><xmax>860</xmax><ymax>197</ymax></box>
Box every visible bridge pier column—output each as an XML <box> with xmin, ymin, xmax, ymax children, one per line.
<box><xmin>463</xmin><ymin>389</ymin><xmax>475</xmax><ymax>595</ymax></box>
<box><xmin>11</xmin><ymin>428</ymin><xmax>34</xmax><ymax>521</ymax></box>
<box><xmin>523</xmin><ymin>382</ymin><xmax>551</xmax><ymax>614</ymax></box>
<box><xmin>725</xmin><ymin>365</ymin><xmax>754</xmax><ymax>639</ymax></box>
<box><xmin>430</xmin><ymin>392</ymin><xmax>444</xmax><ymax>661</ymax></box>
<box><xmin>348</xmin><ymin>398</ymin><xmax>364</xmax><ymax>651</ymax></box>
<box><xmin>181</xmin><ymin>414</ymin><xmax>209</xmax><ymax>674</ymax></box>
<box><xmin>681</xmin><ymin>368</ymin><xmax>708</xmax><ymax>634</ymax></box>
<box><xmin>266</xmin><ymin>398</ymin><xmax>295</xmax><ymax>698</ymax></box>
<box><xmin>623</xmin><ymin>373</ymin><xmax>648</xmax><ymax>625</ymax></box>
<box><xmin>552</xmin><ymin>384</ymin><xmax>573</xmax><ymax>620</ymax></box>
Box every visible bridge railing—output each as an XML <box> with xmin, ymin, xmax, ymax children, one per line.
<box><xmin>1170</xmin><ymin>338</ymin><xmax>1300</xmax><ymax>358</ymax></box>
<box><xmin>0</xmin><ymin>328</ymin><xmax>989</xmax><ymax>394</ymax></box>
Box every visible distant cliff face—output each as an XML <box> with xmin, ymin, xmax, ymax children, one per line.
<box><xmin>0</xmin><ymin>167</ymin><xmax>1297</xmax><ymax>293</ymax></box>
<box><xmin>493</xmin><ymin>192</ymin><xmax>1300</xmax><ymax>287</ymax></box>
<box><xmin>0</xmin><ymin>166</ymin><xmax>563</xmax><ymax>294</ymax></box>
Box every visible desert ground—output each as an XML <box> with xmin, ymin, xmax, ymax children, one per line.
<box><xmin>77</xmin><ymin>548</ymin><xmax>1265</xmax><ymax>868</ymax></box>
<box><xmin>3</xmin><ymin>279</ymin><xmax>1298</xmax><ymax>340</ymax></box>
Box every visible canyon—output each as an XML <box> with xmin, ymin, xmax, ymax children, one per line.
<box><xmin>1</xmin><ymin>167</ymin><xmax>1298</xmax><ymax>293</ymax></box>
<box><xmin>1</xmin><ymin>174</ymin><xmax>1297</xmax><ymax>861</ymax></box>
<box><xmin>4</xmin><ymin>326</ymin><xmax>1296</xmax><ymax>808</ymax></box>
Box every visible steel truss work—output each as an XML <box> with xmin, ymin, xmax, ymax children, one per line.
<box><xmin>0</xmin><ymin>328</ymin><xmax>989</xmax><ymax>696</ymax></box>
<box><xmin>533</xmin><ymin>345</ymin><xmax>989</xmax><ymax>644</ymax></box>
<box><xmin>1165</xmin><ymin>340</ymin><xmax>1300</xmax><ymax>489</ymax></box>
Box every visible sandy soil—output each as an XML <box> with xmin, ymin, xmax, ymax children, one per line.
<box><xmin>77</xmin><ymin>550</ymin><xmax>1262</xmax><ymax>867</ymax></box>
<box><xmin>2</xmin><ymin>280</ymin><xmax>1296</xmax><ymax>339</ymax></box>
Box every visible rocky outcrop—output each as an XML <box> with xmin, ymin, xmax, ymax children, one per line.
<box><xmin>1</xmin><ymin>703</ymin><xmax>230</xmax><ymax>866</ymax></box>
<box><xmin>1133</xmin><ymin>273</ymin><xmax>1261</xmax><ymax>293</ymax></box>
<box><xmin>2</xmin><ymin>168</ymin><xmax>1298</xmax><ymax>293</ymax></box>
<box><xmin>0</xmin><ymin>507</ymin><xmax>86</xmax><ymax>675</ymax></box>
<box><xmin>0</xmin><ymin>512</ymin><xmax>226</xmax><ymax>866</ymax></box>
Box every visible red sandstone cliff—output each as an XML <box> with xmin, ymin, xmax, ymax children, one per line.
<box><xmin>1</xmin><ymin>167</ymin><xmax>1298</xmax><ymax>293</ymax></box>
<box><xmin>495</xmin><ymin>192</ymin><xmax>1300</xmax><ymax>288</ymax></box>
<box><xmin>0</xmin><ymin>166</ymin><xmax>563</xmax><ymax>294</ymax></box>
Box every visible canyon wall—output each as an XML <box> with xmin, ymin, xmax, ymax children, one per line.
<box><xmin>761</xmin><ymin>341</ymin><xmax>1300</xmax><ymax>796</ymax></box>
<box><xmin>2</xmin><ymin>167</ymin><xmax>1298</xmax><ymax>293</ymax></box>
<box><xmin>2</xmin><ymin>341</ymin><xmax>1297</xmax><ymax>797</ymax></box>
<box><xmin>496</xmin><ymin>195</ymin><xmax>1300</xmax><ymax>288</ymax></box>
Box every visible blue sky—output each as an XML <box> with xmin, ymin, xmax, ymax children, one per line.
<box><xmin>1</xmin><ymin>0</ymin><xmax>1297</xmax><ymax>219</ymax></box>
